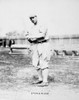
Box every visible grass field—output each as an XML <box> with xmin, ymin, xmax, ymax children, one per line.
<box><xmin>0</xmin><ymin>47</ymin><xmax>79</xmax><ymax>93</ymax></box>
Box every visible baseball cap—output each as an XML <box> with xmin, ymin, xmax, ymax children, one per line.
<box><xmin>29</xmin><ymin>14</ymin><xmax>37</xmax><ymax>20</ymax></box>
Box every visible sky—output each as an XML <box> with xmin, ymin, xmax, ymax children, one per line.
<box><xmin>0</xmin><ymin>0</ymin><xmax>79</xmax><ymax>37</ymax></box>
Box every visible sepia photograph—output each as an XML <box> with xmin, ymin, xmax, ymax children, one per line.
<box><xmin>0</xmin><ymin>0</ymin><xmax>79</xmax><ymax>100</ymax></box>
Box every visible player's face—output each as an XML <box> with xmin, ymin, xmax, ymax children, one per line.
<box><xmin>31</xmin><ymin>16</ymin><xmax>37</xmax><ymax>24</ymax></box>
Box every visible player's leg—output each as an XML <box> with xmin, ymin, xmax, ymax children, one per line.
<box><xmin>32</xmin><ymin>47</ymin><xmax>43</xmax><ymax>84</ymax></box>
<box><xmin>37</xmin><ymin>60</ymin><xmax>49</xmax><ymax>86</ymax></box>
<box><xmin>37</xmin><ymin>43</ymin><xmax>51</xmax><ymax>86</ymax></box>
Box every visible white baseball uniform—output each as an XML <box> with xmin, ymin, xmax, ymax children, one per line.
<box><xmin>27</xmin><ymin>24</ymin><xmax>51</xmax><ymax>70</ymax></box>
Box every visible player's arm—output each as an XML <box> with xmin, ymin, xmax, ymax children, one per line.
<box><xmin>44</xmin><ymin>29</ymin><xmax>48</xmax><ymax>39</ymax></box>
<box><xmin>25</xmin><ymin>31</ymin><xmax>31</xmax><ymax>39</ymax></box>
<box><xmin>39</xmin><ymin>26</ymin><xmax>48</xmax><ymax>39</ymax></box>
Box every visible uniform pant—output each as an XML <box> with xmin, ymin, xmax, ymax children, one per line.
<box><xmin>31</xmin><ymin>41</ymin><xmax>51</xmax><ymax>70</ymax></box>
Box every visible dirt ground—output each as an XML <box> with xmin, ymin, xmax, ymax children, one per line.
<box><xmin>0</xmin><ymin>47</ymin><xmax>79</xmax><ymax>100</ymax></box>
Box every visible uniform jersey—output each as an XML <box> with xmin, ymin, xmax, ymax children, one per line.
<box><xmin>27</xmin><ymin>23</ymin><xmax>48</xmax><ymax>39</ymax></box>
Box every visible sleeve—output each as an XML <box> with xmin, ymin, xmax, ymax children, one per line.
<box><xmin>44</xmin><ymin>28</ymin><xmax>49</xmax><ymax>40</ymax></box>
<box><xmin>24</xmin><ymin>28</ymin><xmax>31</xmax><ymax>39</ymax></box>
<box><xmin>42</xmin><ymin>27</ymin><xmax>49</xmax><ymax>40</ymax></box>
<box><xmin>39</xmin><ymin>25</ymin><xmax>48</xmax><ymax>39</ymax></box>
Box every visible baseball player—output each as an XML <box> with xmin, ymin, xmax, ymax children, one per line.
<box><xmin>26</xmin><ymin>15</ymin><xmax>51</xmax><ymax>86</ymax></box>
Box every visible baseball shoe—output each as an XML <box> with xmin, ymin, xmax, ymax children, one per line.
<box><xmin>32</xmin><ymin>80</ymin><xmax>43</xmax><ymax>84</ymax></box>
<box><xmin>37</xmin><ymin>82</ymin><xmax>49</xmax><ymax>87</ymax></box>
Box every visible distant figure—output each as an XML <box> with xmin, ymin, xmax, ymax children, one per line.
<box><xmin>26</xmin><ymin>15</ymin><xmax>51</xmax><ymax>86</ymax></box>
<box><xmin>9</xmin><ymin>39</ymin><xmax>15</xmax><ymax>53</ymax></box>
<box><xmin>0</xmin><ymin>39</ymin><xmax>3</xmax><ymax>47</ymax></box>
<box><xmin>3</xmin><ymin>39</ymin><xmax>6</xmax><ymax>47</ymax></box>
<box><xmin>8</xmin><ymin>39</ymin><xmax>15</xmax><ymax>47</ymax></box>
